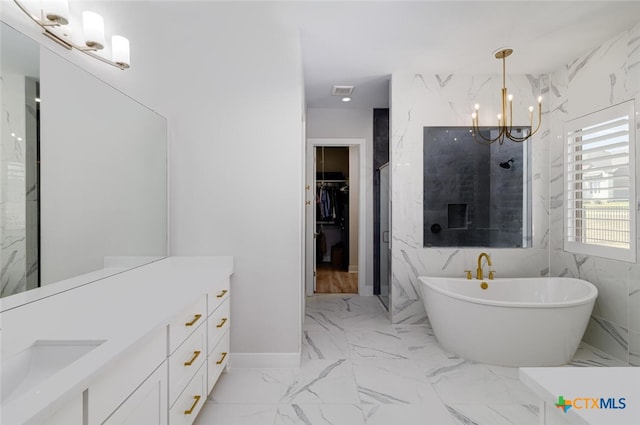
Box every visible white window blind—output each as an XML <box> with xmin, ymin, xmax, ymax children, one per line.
<box><xmin>564</xmin><ymin>100</ymin><xmax>636</xmax><ymax>262</ymax></box>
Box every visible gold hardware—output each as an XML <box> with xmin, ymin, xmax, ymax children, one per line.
<box><xmin>464</xmin><ymin>270</ymin><xmax>472</xmax><ymax>280</ymax></box>
<box><xmin>305</xmin><ymin>200</ymin><xmax>311</xmax><ymax>205</ymax></box>
<box><xmin>305</xmin><ymin>185</ymin><xmax>310</xmax><ymax>190</ymax></box>
<box><xmin>488</xmin><ymin>270</ymin><xmax>495</xmax><ymax>280</ymax></box>
<box><xmin>216</xmin><ymin>352</ymin><xmax>228</xmax><ymax>365</ymax></box>
<box><xmin>185</xmin><ymin>314</ymin><xmax>202</xmax><ymax>327</ymax></box>
<box><xmin>471</xmin><ymin>48</ymin><xmax>542</xmax><ymax>144</ymax></box>
<box><xmin>184</xmin><ymin>395</ymin><xmax>201</xmax><ymax>415</ymax></box>
<box><xmin>476</xmin><ymin>252</ymin><xmax>492</xmax><ymax>280</ymax></box>
<box><xmin>480</xmin><ymin>282</ymin><xmax>488</xmax><ymax>290</ymax></box>
<box><xmin>184</xmin><ymin>350</ymin><xmax>201</xmax><ymax>366</ymax></box>
<box><xmin>216</xmin><ymin>289</ymin><xmax>228</xmax><ymax>298</ymax></box>
<box><xmin>216</xmin><ymin>317</ymin><xmax>228</xmax><ymax>328</ymax></box>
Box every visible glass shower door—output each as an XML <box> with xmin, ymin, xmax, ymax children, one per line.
<box><xmin>378</xmin><ymin>163</ymin><xmax>390</xmax><ymax>308</ymax></box>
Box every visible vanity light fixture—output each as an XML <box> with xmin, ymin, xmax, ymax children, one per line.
<box><xmin>471</xmin><ymin>48</ymin><xmax>541</xmax><ymax>144</ymax></box>
<box><xmin>12</xmin><ymin>0</ymin><xmax>131</xmax><ymax>70</ymax></box>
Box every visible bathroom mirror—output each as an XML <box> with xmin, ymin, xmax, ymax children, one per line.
<box><xmin>0</xmin><ymin>22</ymin><xmax>167</xmax><ymax>305</ymax></box>
<box><xmin>423</xmin><ymin>126</ymin><xmax>531</xmax><ymax>248</ymax></box>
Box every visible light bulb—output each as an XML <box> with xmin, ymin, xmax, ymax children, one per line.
<box><xmin>474</xmin><ymin>104</ymin><xmax>480</xmax><ymax>110</ymax></box>
<box><xmin>43</xmin><ymin>0</ymin><xmax>69</xmax><ymax>25</ymax></box>
<box><xmin>497</xmin><ymin>114</ymin><xmax>502</xmax><ymax>120</ymax></box>
<box><xmin>528</xmin><ymin>106</ymin><xmax>534</xmax><ymax>112</ymax></box>
<box><xmin>538</xmin><ymin>96</ymin><xmax>543</xmax><ymax>103</ymax></box>
<box><xmin>508</xmin><ymin>94</ymin><xmax>513</xmax><ymax>102</ymax></box>
<box><xmin>112</xmin><ymin>35</ymin><xmax>130</xmax><ymax>68</ymax></box>
<box><xmin>83</xmin><ymin>11</ymin><xmax>105</xmax><ymax>50</ymax></box>
<box><xmin>472</xmin><ymin>112</ymin><xmax>477</xmax><ymax>120</ymax></box>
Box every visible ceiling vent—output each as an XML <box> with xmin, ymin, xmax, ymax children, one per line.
<box><xmin>332</xmin><ymin>85</ymin><xmax>354</xmax><ymax>96</ymax></box>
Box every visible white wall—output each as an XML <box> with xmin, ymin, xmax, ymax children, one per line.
<box><xmin>307</xmin><ymin>108</ymin><xmax>374</xmax><ymax>291</ymax></box>
<box><xmin>1</xmin><ymin>2</ymin><xmax>305</xmax><ymax>364</ymax></box>
<box><xmin>548</xmin><ymin>21</ymin><xmax>640</xmax><ymax>365</ymax></box>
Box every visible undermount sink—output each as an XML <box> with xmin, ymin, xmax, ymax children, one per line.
<box><xmin>1</xmin><ymin>339</ymin><xmax>106</xmax><ymax>404</ymax></box>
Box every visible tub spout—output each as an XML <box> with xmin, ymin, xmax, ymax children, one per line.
<box><xmin>477</xmin><ymin>252</ymin><xmax>492</xmax><ymax>280</ymax></box>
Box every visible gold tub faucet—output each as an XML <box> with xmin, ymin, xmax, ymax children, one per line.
<box><xmin>476</xmin><ymin>252</ymin><xmax>492</xmax><ymax>280</ymax></box>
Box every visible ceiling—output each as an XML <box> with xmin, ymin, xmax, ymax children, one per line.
<box><xmin>281</xmin><ymin>1</ymin><xmax>640</xmax><ymax>110</ymax></box>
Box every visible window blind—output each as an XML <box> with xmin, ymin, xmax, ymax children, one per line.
<box><xmin>564</xmin><ymin>100</ymin><xmax>636</xmax><ymax>262</ymax></box>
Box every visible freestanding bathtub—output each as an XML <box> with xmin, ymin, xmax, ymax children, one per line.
<box><xmin>418</xmin><ymin>276</ymin><xmax>598</xmax><ymax>367</ymax></box>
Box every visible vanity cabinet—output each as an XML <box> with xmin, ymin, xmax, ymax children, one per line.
<box><xmin>102</xmin><ymin>363</ymin><xmax>168</xmax><ymax>425</ymax></box>
<box><xmin>2</xmin><ymin>257</ymin><xmax>232</xmax><ymax>425</ymax></box>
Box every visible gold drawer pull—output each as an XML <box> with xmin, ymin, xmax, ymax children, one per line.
<box><xmin>216</xmin><ymin>352</ymin><xmax>228</xmax><ymax>365</ymax></box>
<box><xmin>185</xmin><ymin>314</ymin><xmax>202</xmax><ymax>327</ymax></box>
<box><xmin>184</xmin><ymin>350</ymin><xmax>201</xmax><ymax>366</ymax></box>
<box><xmin>216</xmin><ymin>289</ymin><xmax>228</xmax><ymax>298</ymax></box>
<box><xmin>216</xmin><ymin>317</ymin><xmax>228</xmax><ymax>328</ymax></box>
<box><xmin>184</xmin><ymin>395</ymin><xmax>201</xmax><ymax>415</ymax></box>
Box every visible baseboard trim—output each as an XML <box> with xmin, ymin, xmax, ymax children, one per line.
<box><xmin>229</xmin><ymin>352</ymin><xmax>301</xmax><ymax>368</ymax></box>
<box><xmin>348</xmin><ymin>265</ymin><xmax>358</xmax><ymax>273</ymax></box>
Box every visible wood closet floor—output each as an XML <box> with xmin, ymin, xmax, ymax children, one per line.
<box><xmin>315</xmin><ymin>263</ymin><xmax>358</xmax><ymax>293</ymax></box>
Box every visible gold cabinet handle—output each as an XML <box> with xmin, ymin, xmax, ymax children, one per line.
<box><xmin>216</xmin><ymin>289</ymin><xmax>228</xmax><ymax>298</ymax></box>
<box><xmin>184</xmin><ymin>350</ymin><xmax>201</xmax><ymax>366</ymax></box>
<box><xmin>184</xmin><ymin>395</ymin><xmax>201</xmax><ymax>415</ymax></box>
<box><xmin>216</xmin><ymin>317</ymin><xmax>228</xmax><ymax>328</ymax></box>
<box><xmin>216</xmin><ymin>352</ymin><xmax>228</xmax><ymax>365</ymax></box>
<box><xmin>185</xmin><ymin>314</ymin><xmax>202</xmax><ymax>327</ymax></box>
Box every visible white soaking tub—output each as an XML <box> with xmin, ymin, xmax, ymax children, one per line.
<box><xmin>418</xmin><ymin>276</ymin><xmax>598</xmax><ymax>367</ymax></box>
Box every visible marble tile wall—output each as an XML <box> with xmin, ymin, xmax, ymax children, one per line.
<box><xmin>1</xmin><ymin>73</ymin><xmax>28</xmax><ymax>297</ymax></box>
<box><xmin>548</xmin><ymin>21</ymin><xmax>640</xmax><ymax>365</ymax></box>
<box><xmin>390</xmin><ymin>72</ymin><xmax>550</xmax><ymax>324</ymax></box>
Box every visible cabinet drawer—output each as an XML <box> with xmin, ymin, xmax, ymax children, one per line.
<box><xmin>208</xmin><ymin>283</ymin><xmax>230</xmax><ymax>315</ymax></box>
<box><xmin>169</xmin><ymin>363</ymin><xmax>206</xmax><ymax>425</ymax></box>
<box><xmin>207</xmin><ymin>298</ymin><xmax>230</xmax><ymax>354</ymax></box>
<box><xmin>169</xmin><ymin>323</ymin><xmax>206</xmax><ymax>407</ymax></box>
<box><xmin>207</xmin><ymin>330</ymin><xmax>230</xmax><ymax>395</ymax></box>
<box><xmin>169</xmin><ymin>296</ymin><xmax>207</xmax><ymax>354</ymax></box>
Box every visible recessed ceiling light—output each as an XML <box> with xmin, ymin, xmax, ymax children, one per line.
<box><xmin>342</xmin><ymin>97</ymin><xmax>351</xmax><ymax>102</ymax></box>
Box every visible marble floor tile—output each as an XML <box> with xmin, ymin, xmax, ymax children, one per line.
<box><xmin>363</xmin><ymin>403</ymin><xmax>455</xmax><ymax>425</ymax></box>
<box><xmin>199</xmin><ymin>295</ymin><xmax>627</xmax><ymax>425</ymax></box>
<box><xmin>346</xmin><ymin>328</ymin><xmax>411</xmax><ymax>359</ymax></box>
<box><xmin>446</xmin><ymin>404</ymin><xmax>539</xmax><ymax>425</ymax></box>
<box><xmin>303</xmin><ymin>310</ymin><xmax>345</xmax><ymax>332</ymax></box>
<box><xmin>280</xmin><ymin>359</ymin><xmax>360</xmax><ymax>404</ymax></box>
<box><xmin>193</xmin><ymin>403</ymin><xmax>277</xmax><ymax>425</ymax></box>
<box><xmin>275</xmin><ymin>404</ymin><xmax>366</xmax><ymax>425</ymax></box>
<box><xmin>352</xmin><ymin>358</ymin><xmax>442</xmax><ymax>405</ymax></box>
<box><xmin>208</xmin><ymin>368</ymin><xmax>297</xmax><ymax>404</ymax></box>
<box><xmin>425</xmin><ymin>361</ymin><xmax>534</xmax><ymax>405</ymax></box>
<box><xmin>567</xmin><ymin>342</ymin><xmax>629</xmax><ymax>366</ymax></box>
<box><xmin>301</xmin><ymin>329</ymin><xmax>349</xmax><ymax>360</ymax></box>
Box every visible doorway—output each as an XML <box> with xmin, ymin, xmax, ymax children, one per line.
<box><xmin>305</xmin><ymin>138</ymin><xmax>366</xmax><ymax>297</ymax></box>
<box><xmin>314</xmin><ymin>147</ymin><xmax>356</xmax><ymax>293</ymax></box>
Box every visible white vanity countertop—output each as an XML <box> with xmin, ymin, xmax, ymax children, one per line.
<box><xmin>1</xmin><ymin>256</ymin><xmax>233</xmax><ymax>425</ymax></box>
<box><xmin>520</xmin><ymin>367</ymin><xmax>639</xmax><ymax>425</ymax></box>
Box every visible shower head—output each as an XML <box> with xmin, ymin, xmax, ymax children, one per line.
<box><xmin>499</xmin><ymin>159</ymin><xmax>514</xmax><ymax>169</ymax></box>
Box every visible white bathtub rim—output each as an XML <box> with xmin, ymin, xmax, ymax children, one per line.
<box><xmin>418</xmin><ymin>276</ymin><xmax>598</xmax><ymax>309</ymax></box>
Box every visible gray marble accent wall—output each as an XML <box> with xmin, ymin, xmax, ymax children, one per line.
<box><xmin>548</xmin><ymin>21</ymin><xmax>640</xmax><ymax>365</ymax></box>
<box><xmin>390</xmin><ymin>72</ymin><xmax>550</xmax><ymax>324</ymax></box>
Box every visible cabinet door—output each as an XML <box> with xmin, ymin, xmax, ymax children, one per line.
<box><xmin>102</xmin><ymin>362</ymin><xmax>167</xmax><ymax>425</ymax></box>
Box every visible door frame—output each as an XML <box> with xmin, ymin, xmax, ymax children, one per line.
<box><xmin>305</xmin><ymin>138</ymin><xmax>366</xmax><ymax>297</ymax></box>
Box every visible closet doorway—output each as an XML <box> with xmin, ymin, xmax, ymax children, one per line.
<box><xmin>315</xmin><ymin>146</ymin><xmax>355</xmax><ymax>293</ymax></box>
<box><xmin>305</xmin><ymin>138</ymin><xmax>366</xmax><ymax>297</ymax></box>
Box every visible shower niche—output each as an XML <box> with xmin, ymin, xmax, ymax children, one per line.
<box><xmin>423</xmin><ymin>126</ymin><xmax>532</xmax><ymax>248</ymax></box>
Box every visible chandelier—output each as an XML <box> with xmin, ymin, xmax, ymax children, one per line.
<box><xmin>12</xmin><ymin>0</ymin><xmax>130</xmax><ymax>70</ymax></box>
<box><xmin>471</xmin><ymin>48</ymin><xmax>541</xmax><ymax>144</ymax></box>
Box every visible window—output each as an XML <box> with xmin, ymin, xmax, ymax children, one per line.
<box><xmin>564</xmin><ymin>100</ymin><xmax>636</xmax><ymax>262</ymax></box>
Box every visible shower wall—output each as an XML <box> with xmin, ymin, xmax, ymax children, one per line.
<box><xmin>423</xmin><ymin>127</ymin><xmax>525</xmax><ymax>248</ymax></box>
